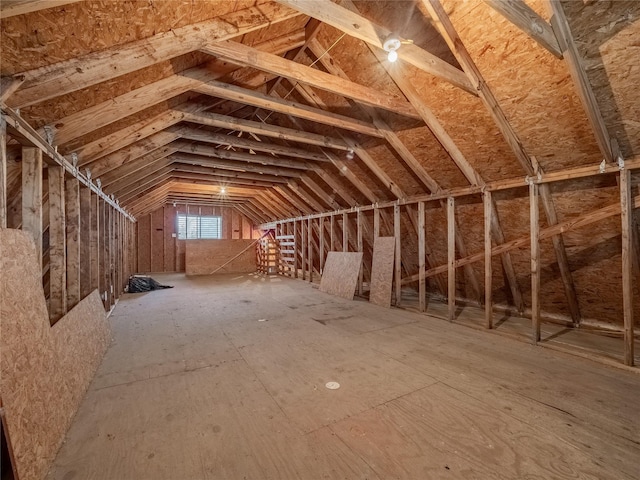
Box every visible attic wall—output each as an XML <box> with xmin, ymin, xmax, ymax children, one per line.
<box><xmin>0</xmin><ymin>229</ymin><xmax>110</xmax><ymax>480</ymax></box>
<box><xmin>135</xmin><ymin>204</ymin><xmax>258</xmax><ymax>273</ymax></box>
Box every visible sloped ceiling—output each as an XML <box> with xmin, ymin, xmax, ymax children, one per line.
<box><xmin>1</xmin><ymin>0</ymin><xmax>637</xmax><ymax>221</ymax></box>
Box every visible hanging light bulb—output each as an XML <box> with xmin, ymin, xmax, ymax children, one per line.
<box><xmin>387</xmin><ymin>49</ymin><xmax>398</xmax><ymax>62</ymax></box>
<box><xmin>220</xmin><ymin>186</ymin><xmax>227</xmax><ymax>194</ymax></box>
<box><xmin>346</xmin><ymin>149</ymin><xmax>355</xmax><ymax>160</ymax></box>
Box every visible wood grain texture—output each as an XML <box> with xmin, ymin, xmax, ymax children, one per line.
<box><xmin>319</xmin><ymin>251</ymin><xmax>363</xmax><ymax>300</ymax></box>
<box><xmin>185</xmin><ymin>239</ymin><xmax>256</xmax><ymax>275</ymax></box>
<box><xmin>0</xmin><ymin>228</ymin><xmax>110</xmax><ymax>480</ymax></box>
<box><xmin>369</xmin><ymin>236</ymin><xmax>396</xmax><ymax>308</ymax></box>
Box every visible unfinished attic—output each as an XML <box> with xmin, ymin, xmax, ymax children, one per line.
<box><xmin>1</xmin><ymin>0</ymin><xmax>639</xmax><ymax>479</ymax></box>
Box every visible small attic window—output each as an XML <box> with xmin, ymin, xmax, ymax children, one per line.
<box><xmin>177</xmin><ymin>214</ymin><xmax>222</xmax><ymax>240</ymax></box>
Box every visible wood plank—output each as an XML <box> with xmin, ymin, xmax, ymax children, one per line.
<box><xmin>620</xmin><ymin>169</ymin><xmax>634</xmax><ymax>366</ymax></box>
<box><xmin>179</xmin><ymin>128</ymin><xmax>329</xmax><ymax>163</ymax></box>
<box><xmin>200</xmin><ymin>41</ymin><xmax>420</xmax><ymax>119</ymax></box>
<box><xmin>357</xmin><ymin>210</ymin><xmax>363</xmax><ymax>295</ymax></box>
<box><xmin>65</xmin><ymin>177</ymin><xmax>81</xmax><ymax>309</ymax></box>
<box><xmin>21</xmin><ymin>146</ymin><xmax>42</xmax><ymax>268</ymax></box>
<box><xmin>79</xmin><ymin>186</ymin><xmax>92</xmax><ymax>298</ymax></box>
<box><xmin>0</xmin><ymin>0</ymin><xmax>82</xmax><ymax>18</ymax></box>
<box><xmin>320</xmin><ymin>251</ymin><xmax>363</xmax><ymax>300</ymax></box>
<box><xmin>418</xmin><ymin>202</ymin><xmax>426</xmax><ymax>312</ymax></box>
<box><xmin>342</xmin><ymin>213</ymin><xmax>348</xmax><ymax>252</ymax></box>
<box><xmin>307</xmin><ymin>218</ymin><xmax>313</xmax><ymax>283</ymax></box>
<box><xmin>48</xmin><ymin>165</ymin><xmax>67</xmax><ymax>322</ymax></box>
<box><xmin>0</xmin><ymin>116</ymin><xmax>6</xmax><ymax>228</ymax></box>
<box><xmin>8</xmin><ymin>2</ymin><xmax>301</xmax><ymax>107</ymax></box>
<box><xmin>369</xmin><ymin>237</ymin><xmax>396</xmax><ymax>308</ymax></box>
<box><xmin>0</xmin><ymin>75</ymin><xmax>24</xmax><ymax>104</ymax></box>
<box><xmin>184</xmin><ymin>110</ymin><xmax>350</xmax><ymax>151</ymax></box>
<box><xmin>191</xmin><ymin>77</ymin><xmax>383</xmax><ymax>138</ymax></box>
<box><xmin>447</xmin><ymin>197</ymin><xmax>455</xmax><ymax>321</ymax></box>
<box><xmin>548</xmin><ymin>0</ymin><xmax>615</xmax><ymax>162</ymax></box>
<box><xmin>174</xmin><ymin>141</ymin><xmax>313</xmax><ymax>172</ymax></box>
<box><xmin>90</xmin><ymin>193</ymin><xmax>99</xmax><ymax>292</ymax></box>
<box><xmin>394</xmin><ymin>205</ymin><xmax>402</xmax><ymax>306</ymax></box>
<box><xmin>483</xmin><ymin>0</ymin><xmax>562</xmax><ymax>57</ymax></box>
<box><xmin>276</xmin><ymin>0</ymin><xmax>475</xmax><ymax>95</ymax></box>
<box><xmin>484</xmin><ymin>191</ymin><xmax>493</xmax><ymax>329</ymax></box>
<box><xmin>530</xmin><ymin>182</ymin><xmax>540</xmax><ymax>344</ymax></box>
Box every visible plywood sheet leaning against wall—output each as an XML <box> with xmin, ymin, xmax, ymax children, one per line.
<box><xmin>185</xmin><ymin>239</ymin><xmax>257</xmax><ymax>275</ymax></box>
<box><xmin>0</xmin><ymin>229</ymin><xmax>111</xmax><ymax>480</ymax></box>
<box><xmin>369</xmin><ymin>236</ymin><xmax>396</xmax><ymax>308</ymax></box>
<box><xmin>320</xmin><ymin>252</ymin><xmax>364</xmax><ymax>300</ymax></box>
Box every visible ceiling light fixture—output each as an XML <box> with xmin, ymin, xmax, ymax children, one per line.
<box><xmin>383</xmin><ymin>33</ymin><xmax>413</xmax><ymax>63</ymax></box>
<box><xmin>220</xmin><ymin>186</ymin><xmax>227</xmax><ymax>194</ymax></box>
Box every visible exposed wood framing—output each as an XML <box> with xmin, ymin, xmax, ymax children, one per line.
<box><xmin>483</xmin><ymin>0</ymin><xmax>563</xmax><ymax>58</ymax></box>
<box><xmin>447</xmin><ymin>197</ymin><xmax>456</xmax><ymax>321</ymax></box>
<box><xmin>422</xmin><ymin>0</ymin><xmax>581</xmax><ymax>321</ymax></box>
<box><xmin>21</xmin><ymin>146</ymin><xmax>42</xmax><ymax>267</ymax></box>
<box><xmin>276</xmin><ymin>0</ymin><xmax>476</xmax><ymax>94</ymax></box>
<box><xmin>547</xmin><ymin>0</ymin><xmax>616</xmax><ymax>162</ymax></box>
<box><xmin>530</xmin><ymin>182</ymin><xmax>541</xmax><ymax>344</ymax></box>
<box><xmin>7</xmin><ymin>2</ymin><xmax>301</xmax><ymax>107</ymax></box>
<box><xmin>484</xmin><ymin>191</ymin><xmax>493</xmax><ymax>329</ymax></box>
<box><xmin>0</xmin><ymin>0</ymin><xmax>84</xmax><ymax>19</ymax></box>
<box><xmin>0</xmin><ymin>116</ymin><xmax>6</xmax><ymax>228</ymax></box>
<box><xmin>620</xmin><ymin>169</ymin><xmax>634</xmax><ymax>366</ymax></box>
<box><xmin>79</xmin><ymin>186</ymin><xmax>92</xmax><ymax>298</ymax></box>
<box><xmin>65</xmin><ymin>176</ymin><xmax>81</xmax><ymax>309</ymax></box>
<box><xmin>201</xmin><ymin>40</ymin><xmax>420</xmax><ymax>119</ymax></box>
<box><xmin>49</xmin><ymin>165</ymin><xmax>67</xmax><ymax>322</ymax></box>
<box><xmin>394</xmin><ymin>204</ymin><xmax>402</xmax><ymax>306</ymax></box>
<box><xmin>418</xmin><ymin>201</ymin><xmax>426</xmax><ymax>312</ymax></box>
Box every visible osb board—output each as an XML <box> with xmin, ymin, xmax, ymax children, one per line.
<box><xmin>369</xmin><ymin>237</ymin><xmax>396</xmax><ymax>308</ymax></box>
<box><xmin>0</xmin><ymin>228</ymin><xmax>110</xmax><ymax>480</ymax></box>
<box><xmin>562</xmin><ymin>0</ymin><xmax>640</xmax><ymax>159</ymax></box>
<box><xmin>436</xmin><ymin>0</ymin><xmax>602</xmax><ymax>173</ymax></box>
<box><xmin>185</xmin><ymin>239</ymin><xmax>256</xmax><ymax>275</ymax></box>
<box><xmin>0</xmin><ymin>0</ymin><xmax>258</xmax><ymax>73</ymax></box>
<box><xmin>320</xmin><ymin>252</ymin><xmax>363</xmax><ymax>300</ymax></box>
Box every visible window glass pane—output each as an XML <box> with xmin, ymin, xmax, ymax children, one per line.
<box><xmin>177</xmin><ymin>214</ymin><xmax>222</xmax><ymax>239</ymax></box>
<box><xmin>177</xmin><ymin>214</ymin><xmax>187</xmax><ymax>239</ymax></box>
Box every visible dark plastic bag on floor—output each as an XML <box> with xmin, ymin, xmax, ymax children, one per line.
<box><xmin>127</xmin><ymin>275</ymin><xmax>173</xmax><ymax>293</ymax></box>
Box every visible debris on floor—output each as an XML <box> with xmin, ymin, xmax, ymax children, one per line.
<box><xmin>126</xmin><ymin>275</ymin><xmax>174</xmax><ymax>293</ymax></box>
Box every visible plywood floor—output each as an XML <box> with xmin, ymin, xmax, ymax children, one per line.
<box><xmin>48</xmin><ymin>274</ymin><xmax>640</xmax><ymax>480</ymax></box>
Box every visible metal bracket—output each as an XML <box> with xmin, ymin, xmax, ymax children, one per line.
<box><xmin>43</xmin><ymin>125</ymin><xmax>54</xmax><ymax>145</ymax></box>
<box><xmin>599</xmin><ymin>159</ymin><xmax>606</xmax><ymax>174</ymax></box>
<box><xmin>617</xmin><ymin>155</ymin><xmax>625</xmax><ymax>171</ymax></box>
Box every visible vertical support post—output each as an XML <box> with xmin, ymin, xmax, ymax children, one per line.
<box><xmin>319</xmin><ymin>216</ymin><xmax>325</xmax><ymax>274</ymax></box>
<box><xmin>447</xmin><ymin>197</ymin><xmax>455</xmax><ymax>321</ymax></box>
<box><xmin>307</xmin><ymin>217</ymin><xmax>313</xmax><ymax>283</ymax></box>
<box><xmin>293</xmin><ymin>219</ymin><xmax>298</xmax><ymax>278</ymax></box>
<box><xmin>342</xmin><ymin>212</ymin><xmax>348</xmax><ymax>252</ymax></box>
<box><xmin>108</xmin><ymin>204</ymin><xmax>114</xmax><ymax>307</ymax></box>
<box><xmin>530</xmin><ymin>182</ymin><xmax>541</xmax><ymax>344</ymax></box>
<box><xmin>374</xmin><ymin>206</ymin><xmax>380</xmax><ymax>238</ymax></box>
<box><xmin>101</xmin><ymin>199</ymin><xmax>108</xmax><ymax>309</ymax></box>
<box><xmin>91</xmin><ymin>193</ymin><xmax>100</xmax><ymax>293</ymax></box>
<box><xmin>80</xmin><ymin>186</ymin><xmax>92</xmax><ymax>298</ymax></box>
<box><xmin>357</xmin><ymin>209</ymin><xmax>363</xmax><ymax>296</ymax></box>
<box><xmin>394</xmin><ymin>203</ymin><xmax>402</xmax><ymax>306</ymax></box>
<box><xmin>621</xmin><ymin>168</ymin><xmax>635</xmax><ymax>366</ymax></box>
<box><xmin>114</xmin><ymin>211</ymin><xmax>120</xmax><ymax>300</ymax></box>
<box><xmin>330</xmin><ymin>214</ymin><xmax>336</xmax><ymax>251</ymax></box>
<box><xmin>418</xmin><ymin>201</ymin><xmax>426</xmax><ymax>312</ymax></box>
<box><xmin>65</xmin><ymin>177</ymin><xmax>81</xmax><ymax>309</ymax></box>
<box><xmin>301</xmin><ymin>219</ymin><xmax>306</xmax><ymax>281</ymax></box>
<box><xmin>484</xmin><ymin>190</ymin><xmax>493</xmax><ymax>329</ymax></box>
<box><xmin>48</xmin><ymin>165</ymin><xmax>67</xmax><ymax>322</ymax></box>
<box><xmin>0</xmin><ymin>116</ymin><xmax>7</xmax><ymax>228</ymax></box>
<box><xmin>21</xmin><ymin>146</ymin><xmax>43</xmax><ymax>268</ymax></box>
